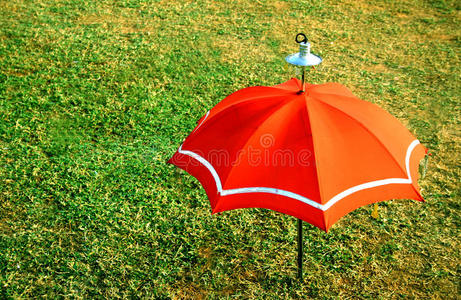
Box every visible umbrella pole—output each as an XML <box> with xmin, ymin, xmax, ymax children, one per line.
<box><xmin>301</xmin><ymin>66</ymin><xmax>306</xmax><ymax>92</ymax></box>
<box><xmin>297</xmin><ymin>218</ymin><xmax>303</xmax><ymax>280</ymax></box>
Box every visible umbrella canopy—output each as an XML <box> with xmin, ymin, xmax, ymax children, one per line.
<box><xmin>169</xmin><ymin>78</ymin><xmax>426</xmax><ymax>231</ymax></box>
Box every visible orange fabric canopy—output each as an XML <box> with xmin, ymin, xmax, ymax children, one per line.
<box><xmin>169</xmin><ymin>78</ymin><xmax>426</xmax><ymax>231</ymax></box>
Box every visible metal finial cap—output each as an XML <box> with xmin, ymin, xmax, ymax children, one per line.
<box><xmin>285</xmin><ymin>33</ymin><xmax>322</xmax><ymax>67</ymax></box>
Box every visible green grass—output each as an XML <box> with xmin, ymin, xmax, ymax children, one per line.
<box><xmin>0</xmin><ymin>0</ymin><xmax>459</xmax><ymax>298</ymax></box>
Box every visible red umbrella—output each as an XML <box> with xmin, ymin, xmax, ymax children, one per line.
<box><xmin>168</xmin><ymin>34</ymin><xmax>426</xmax><ymax>278</ymax></box>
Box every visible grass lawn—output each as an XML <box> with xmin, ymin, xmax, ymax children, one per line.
<box><xmin>1</xmin><ymin>0</ymin><xmax>459</xmax><ymax>298</ymax></box>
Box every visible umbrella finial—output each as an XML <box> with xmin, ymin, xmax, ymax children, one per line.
<box><xmin>286</xmin><ymin>33</ymin><xmax>322</xmax><ymax>67</ymax></box>
<box><xmin>296</xmin><ymin>33</ymin><xmax>310</xmax><ymax>58</ymax></box>
<box><xmin>286</xmin><ymin>33</ymin><xmax>322</xmax><ymax>93</ymax></box>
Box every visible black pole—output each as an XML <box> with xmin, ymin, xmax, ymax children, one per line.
<box><xmin>301</xmin><ymin>66</ymin><xmax>305</xmax><ymax>92</ymax></box>
<box><xmin>297</xmin><ymin>218</ymin><xmax>303</xmax><ymax>280</ymax></box>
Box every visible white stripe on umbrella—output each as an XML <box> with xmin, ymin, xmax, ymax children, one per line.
<box><xmin>178</xmin><ymin>121</ymin><xmax>420</xmax><ymax>211</ymax></box>
<box><xmin>322</xmin><ymin>139</ymin><xmax>419</xmax><ymax>210</ymax></box>
<box><xmin>192</xmin><ymin>110</ymin><xmax>210</xmax><ymax>134</ymax></box>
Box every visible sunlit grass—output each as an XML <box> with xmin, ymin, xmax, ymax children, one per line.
<box><xmin>0</xmin><ymin>0</ymin><xmax>459</xmax><ymax>298</ymax></box>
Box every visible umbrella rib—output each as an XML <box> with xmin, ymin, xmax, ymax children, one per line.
<box><xmin>191</xmin><ymin>110</ymin><xmax>210</xmax><ymax>133</ymax></box>
<box><xmin>309</xmin><ymin>95</ymin><xmax>411</xmax><ymax>180</ymax></box>
<box><xmin>177</xmin><ymin>140</ymin><xmax>420</xmax><ymax>212</ymax></box>
<box><xmin>190</xmin><ymin>91</ymin><xmax>294</xmax><ymax>137</ymax></box>
<box><xmin>303</xmin><ymin>95</ymin><xmax>327</xmax><ymax>207</ymax></box>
